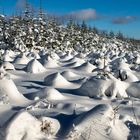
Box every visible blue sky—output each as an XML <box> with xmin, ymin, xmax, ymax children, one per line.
<box><xmin>0</xmin><ymin>0</ymin><xmax>140</xmax><ymax>39</ymax></box>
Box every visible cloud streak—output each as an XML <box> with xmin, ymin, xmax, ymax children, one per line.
<box><xmin>47</xmin><ymin>8</ymin><xmax>101</xmax><ymax>23</ymax></box>
<box><xmin>67</xmin><ymin>9</ymin><xmax>98</xmax><ymax>21</ymax></box>
<box><xmin>112</xmin><ymin>16</ymin><xmax>138</xmax><ymax>24</ymax></box>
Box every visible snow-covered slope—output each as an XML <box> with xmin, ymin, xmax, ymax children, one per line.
<box><xmin>0</xmin><ymin>14</ymin><xmax>140</xmax><ymax>140</ymax></box>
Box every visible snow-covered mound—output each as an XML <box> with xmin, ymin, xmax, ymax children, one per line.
<box><xmin>115</xmin><ymin>60</ymin><xmax>131</xmax><ymax>71</ymax></box>
<box><xmin>27</xmin><ymin>87</ymin><xmax>65</xmax><ymax>101</ymax></box>
<box><xmin>61</xmin><ymin>57</ymin><xmax>85</xmax><ymax>64</ymax></box>
<box><xmin>2</xmin><ymin>54</ymin><xmax>13</xmax><ymax>62</ymax></box>
<box><xmin>27</xmin><ymin>51</ymin><xmax>41</xmax><ymax>59</ymax></box>
<box><xmin>0</xmin><ymin>74</ymin><xmax>31</xmax><ymax>106</ymax></box>
<box><xmin>77</xmin><ymin>74</ymin><xmax>128</xmax><ymax>99</ymax></box>
<box><xmin>2</xmin><ymin>62</ymin><xmax>15</xmax><ymax>70</ymax></box>
<box><xmin>62</xmin><ymin>57</ymin><xmax>85</xmax><ymax>68</ymax></box>
<box><xmin>73</xmin><ymin>62</ymin><xmax>96</xmax><ymax>73</ymax></box>
<box><xmin>43</xmin><ymin>57</ymin><xmax>59</xmax><ymax>68</ymax></box>
<box><xmin>44</xmin><ymin>72</ymin><xmax>77</xmax><ymax>88</ymax></box>
<box><xmin>126</xmin><ymin>82</ymin><xmax>140</xmax><ymax>99</ymax></box>
<box><xmin>14</xmin><ymin>53</ymin><xmax>30</xmax><ymax>65</ymax></box>
<box><xmin>67</xmin><ymin>104</ymin><xmax>129</xmax><ymax>140</ymax></box>
<box><xmin>39</xmin><ymin>87</ymin><xmax>65</xmax><ymax>100</ymax></box>
<box><xmin>60</xmin><ymin>53</ymin><xmax>73</xmax><ymax>62</ymax></box>
<box><xmin>26</xmin><ymin>59</ymin><xmax>46</xmax><ymax>73</ymax></box>
<box><xmin>50</xmin><ymin>52</ymin><xmax>60</xmax><ymax>60</ymax></box>
<box><xmin>110</xmin><ymin>58</ymin><xmax>125</xmax><ymax>70</ymax></box>
<box><xmin>61</xmin><ymin>70</ymin><xmax>82</xmax><ymax>81</ymax></box>
<box><xmin>63</xmin><ymin>61</ymin><xmax>83</xmax><ymax>68</ymax></box>
<box><xmin>6</xmin><ymin>112</ymin><xmax>60</xmax><ymax>140</ymax></box>
<box><xmin>2</xmin><ymin>50</ymin><xmax>15</xmax><ymax>62</ymax></box>
<box><xmin>75</xmin><ymin>53</ymin><xmax>86</xmax><ymax>58</ymax></box>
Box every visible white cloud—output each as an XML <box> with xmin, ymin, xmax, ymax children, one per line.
<box><xmin>68</xmin><ymin>8</ymin><xmax>98</xmax><ymax>21</ymax></box>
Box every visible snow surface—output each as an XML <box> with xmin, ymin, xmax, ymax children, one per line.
<box><xmin>0</xmin><ymin>41</ymin><xmax>140</xmax><ymax>140</ymax></box>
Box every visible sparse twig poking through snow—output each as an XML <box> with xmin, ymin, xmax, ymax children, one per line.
<box><xmin>131</xmin><ymin>98</ymin><xmax>140</xmax><ymax>139</ymax></box>
<box><xmin>112</xmin><ymin>107</ymin><xmax>118</xmax><ymax>125</ymax></box>
<box><xmin>73</xmin><ymin>104</ymin><xmax>76</xmax><ymax>115</ymax></box>
<box><xmin>40</xmin><ymin>120</ymin><xmax>55</xmax><ymax>138</ymax></box>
